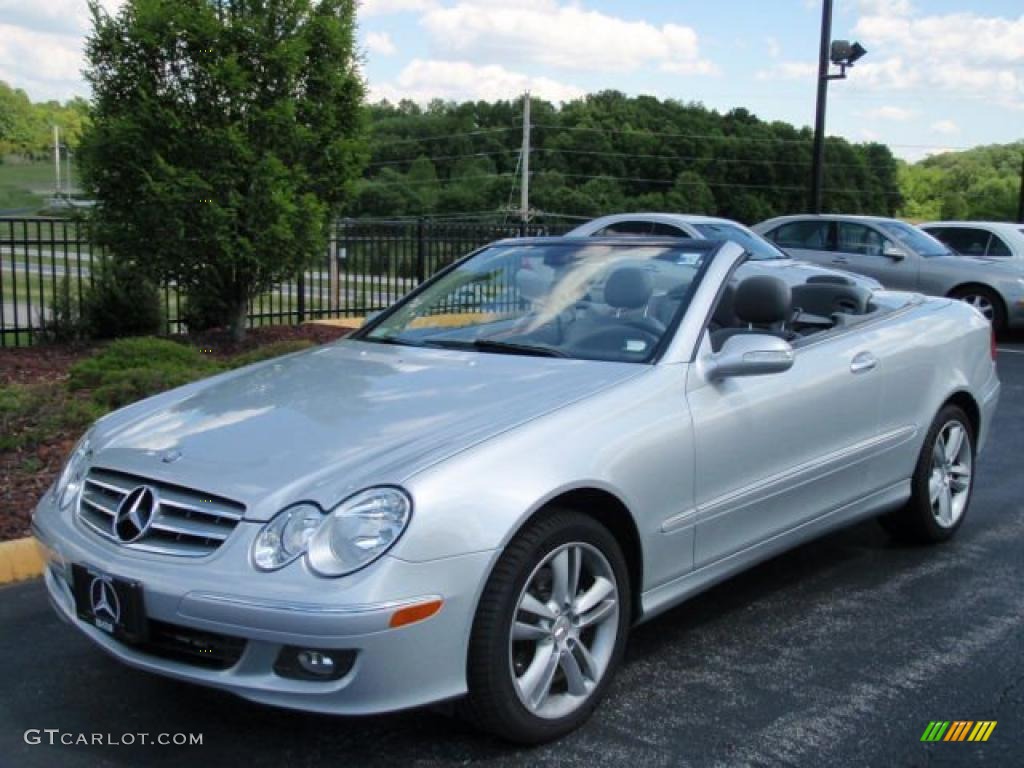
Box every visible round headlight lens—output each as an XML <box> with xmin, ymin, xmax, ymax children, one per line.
<box><xmin>306</xmin><ymin>487</ymin><xmax>412</xmax><ymax>577</ymax></box>
<box><xmin>55</xmin><ymin>434</ymin><xmax>92</xmax><ymax>510</ymax></box>
<box><xmin>252</xmin><ymin>503</ymin><xmax>323</xmax><ymax>571</ymax></box>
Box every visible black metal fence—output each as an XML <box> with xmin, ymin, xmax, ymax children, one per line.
<box><xmin>0</xmin><ymin>216</ymin><xmax>572</xmax><ymax>347</ymax></box>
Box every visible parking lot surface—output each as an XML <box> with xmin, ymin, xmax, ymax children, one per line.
<box><xmin>2</xmin><ymin>339</ymin><xmax>1023</xmax><ymax>767</ymax></box>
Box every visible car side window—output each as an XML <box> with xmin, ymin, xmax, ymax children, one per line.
<box><xmin>927</xmin><ymin>226</ymin><xmax>990</xmax><ymax>256</ymax></box>
<box><xmin>649</xmin><ymin>222</ymin><xmax>692</xmax><ymax>237</ymax></box>
<box><xmin>595</xmin><ymin>221</ymin><xmax>654</xmax><ymax>236</ymax></box>
<box><xmin>769</xmin><ymin>221</ymin><xmax>831</xmax><ymax>250</ymax></box>
<box><xmin>837</xmin><ymin>223</ymin><xmax>890</xmax><ymax>258</ymax></box>
<box><xmin>987</xmin><ymin>234</ymin><xmax>1011</xmax><ymax>257</ymax></box>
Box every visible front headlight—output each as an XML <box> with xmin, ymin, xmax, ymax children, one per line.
<box><xmin>252</xmin><ymin>487</ymin><xmax>412</xmax><ymax>576</ymax></box>
<box><xmin>54</xmin><ymin>433</ymin><xmax>92</xmax><ymax>510</ymax></box>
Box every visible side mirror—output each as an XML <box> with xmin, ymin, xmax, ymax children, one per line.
<box><xmin>883</xmin><ymin>245</ymin><xmax>905</xmax><ymax>261</ymax></box>
<box><xmin>706</xmin><ymin>334</ymin><xmax>795</xmax><ymax>380</ymax></box>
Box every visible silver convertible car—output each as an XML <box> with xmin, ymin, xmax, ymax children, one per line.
<box><xmin>33</xmin><ymin>237</ymin><xmax>999</xmax><ymax>743</ymax></box>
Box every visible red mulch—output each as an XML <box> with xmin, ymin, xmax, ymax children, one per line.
<box><xmin>0</xmin><ymin>324</ymin><xmax>352</xmax><ymax>541</ymax></box>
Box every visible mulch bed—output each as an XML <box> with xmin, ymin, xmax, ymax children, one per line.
<box><xmin>0</xmin><ymin>324</ymin><xmax>352</xmax><ymax>541</ymax></box>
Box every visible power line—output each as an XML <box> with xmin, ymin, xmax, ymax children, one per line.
<box><xmin>554</xmin><ymin>171</ymin><xmax>902</xmax><ymax>196</ymax></box>
<box><xmin>365</xmin><ymin>149</ymin><xmax>519</xmax><ymax>168</ymax></box>
<box><xmin>531</xmin><ymin>147</ymin><xmax>884</xmax><ymax>169</ymax></box>
<box><xmin>369</xmin><ymin>126</ymin><xmax>519</xmax><ymax>148</ymax></box>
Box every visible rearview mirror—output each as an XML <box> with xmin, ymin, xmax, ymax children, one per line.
<box><xmin>706</xmin><ymin>334</ymin><xmax>795</xmax><ymax>380</ymax></box>
<box><xmin>883</xmin><ymin>245</ymin><xmax>905</xmax><ymax>261</ymax></box>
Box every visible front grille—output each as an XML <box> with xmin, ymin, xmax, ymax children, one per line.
<box><xmin>77</xmin><ymin>467</ymin><xmax>245</xmax><ymax>557</ymax></box>
<box><xmin>134</xmin><ymin>620</ymin><xmax>247</xmax><ymax>670</ymax></box>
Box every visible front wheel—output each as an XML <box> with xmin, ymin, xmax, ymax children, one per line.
<box><xmin>880</xmin><ymin>404</ymin><xmax>975</xmax><ymax>544</ymax></box>
<box><xmin>464</xmin><ymin>509</ymin><xmax>631</xmax><ymax>744</ymax></box>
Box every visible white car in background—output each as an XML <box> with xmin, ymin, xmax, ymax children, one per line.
<box><xmin>565</xmin><ymin>213</ymin><xmax>882</xmax><ymax>291</ymax></box>
<box><xmin>919</xmin><ymin>221</ymin><xmax>1024</xmax><ymax>260</ymax></box>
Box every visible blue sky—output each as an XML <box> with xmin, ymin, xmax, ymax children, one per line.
<box><xmin>2</xmin><ymin>0</ymin><xmax>1022</xmax><ymax>160</ymax></box>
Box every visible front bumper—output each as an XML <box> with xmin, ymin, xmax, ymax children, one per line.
<box><xmin>32</xmin><ymin>492</ymin><xmax>493</xmax><ymax>715</ymax></box>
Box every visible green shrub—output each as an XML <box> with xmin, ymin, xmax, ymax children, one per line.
<box><xmin>0</xmin><ymin>383</ymin><xmax>105</xmax><ymax>452</ymax></box>
<box><xmin>37</xmin><ymin>277</ymin><xmax>85</xmax><ymax>344</ymax></box>
<box><xmin>69</xmin><ymin>337</ymin><xmax>223</xmax><ymax>407</ymax></box>
<box><xmin>81</xmin><ymin>260</ymin><xmax>163</xmax><ymax>339</ymax></box>
<box><xmin>229</xmin><ymin>339</ymin><xmax>314</xmax><ymax>368</ymax></box>
<box><xmin>181</xmin><ymin>284</ymin><xmax>237</xmax><ymax>334</ymax></box>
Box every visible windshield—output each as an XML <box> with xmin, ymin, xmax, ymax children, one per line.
<box><xmin>693</xmin><ymin>222</ymin><xmax>785</xmax><ymax>260</ymax></box>
<box><xmin>876</xmin><ymin>221</ymin><xmax>951</xmax><ymax>257</ymax></box>
<box><xmin>360</xmin><ymin>240</ymin><xmax>717</xmax><ymax>363</ymax></box>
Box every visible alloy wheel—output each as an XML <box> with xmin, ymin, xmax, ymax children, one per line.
<box><xmin>929</xmin><ymin>420</ymin><xmax>972</xmax><ymax>528</ymax></box>
<box><xmin>960</xmin><ymin>294</ymin><xmax>994</xmax><ymax>322</ymax></box>
<box><xmin>508</xmin><ymin>542</ymin><xmax>620</xmax><ymax>719</ymax></box>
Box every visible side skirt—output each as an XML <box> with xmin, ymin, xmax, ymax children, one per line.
<box><xmin>637</xmin><ymin>479</ymin><xmax>911</xmax><ymax>622</ymax></box>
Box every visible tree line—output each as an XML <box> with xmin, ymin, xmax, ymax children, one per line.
<box><xmin>0</xmin><ymin>81</ymin><xmax>90</xmax><ymax>158</ymax></box>
<box><xmin>898</xmin><ymin>141</ymin><xmax>1023</xmax><ymax>222</ymax></box>
<box><xmin>351</xmin><ymin>92</ymin><xmax>903</xmax><ymax>224</ymax></box>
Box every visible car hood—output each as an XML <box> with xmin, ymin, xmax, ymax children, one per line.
<box><xmin>89</xmin><ymin>340</ymin><xmax>643</xmax><ymax>520</ymax></box>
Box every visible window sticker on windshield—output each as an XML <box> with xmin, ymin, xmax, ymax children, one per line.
<box><xmin>676</xmin><ymin>252</ymin><xmax>703</xmax><ymax>266</ymax></box>
<box><xmin>625</xmin><ymin>339</ymin><xmax>648</xmax><ymax>353</ymax></box>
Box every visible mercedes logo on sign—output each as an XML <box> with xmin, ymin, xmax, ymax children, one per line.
<box><xmin>113</xmin><ymin>486</ymin><xmax>158</xmax><ymax>543</ymax></box>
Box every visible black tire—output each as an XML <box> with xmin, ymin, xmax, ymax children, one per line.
<box><xmin>950</xmin><ymin>286</ymin><xmax>1006</xmax><ymax>333</ymax></box>
<box><xmin>463</xmin><ymin>508</ymin><xmax>631</xmax><ymax>744</ymax></box>
<box><xmin>879</xmin><ymin>404</ymin><xmax>975</xmax><ymax>545</ymax></box>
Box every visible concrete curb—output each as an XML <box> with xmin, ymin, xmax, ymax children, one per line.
<box><xmin>0</xmin><ymin>537</ymin><xmax>44</xmax><ymax>584</ymax></box>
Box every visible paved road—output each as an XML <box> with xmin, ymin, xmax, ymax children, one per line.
<box><xmin>2</xmin><ymin>343</ymin><xmax>1023</xmax><ymax>767</ymax></box>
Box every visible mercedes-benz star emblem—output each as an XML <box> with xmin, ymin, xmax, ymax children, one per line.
<box><xmin>89</xmin><ymin>577</ymin><xmax>121</xmax><ymax>630</ymax></box>
<box><xmin>113</xmin><ymin>485</ymin><xmax>158</xmax><ymax>543</ymax></box>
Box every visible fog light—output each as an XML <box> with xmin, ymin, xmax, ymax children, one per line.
<box><xmin>273</xmin><ymin>646</ymin><xmax>356</xmax><ymax>681</ymax></box>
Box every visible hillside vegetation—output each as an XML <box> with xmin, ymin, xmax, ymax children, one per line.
<box><xmin>899</xmin><ymin>141</ymin><xmax>1024</xmax><ymax>222</ymax></box>
<box><xmin>353</xmin><ymin>91</ymin><xmax>901</xmax><ymax>223</ymax></box>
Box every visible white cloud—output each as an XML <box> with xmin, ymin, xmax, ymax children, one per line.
<box><xmin>930</xmin><ymin>119</ymin><xmax>960</xmax><ymax>135</ymax></box>
<box><xmin>365</xmin><ymin>31</ymin><xmax>397</xmax><ymax>56</ymax></box>
<box><xmin>360</xmin><ymin>0</ymin><xmax>438</xmax><ymax>17</ymax></box>
<box><xmin>766</xmin><ymin>36</ymin><xmax>781</xmax><ymax>60</ymax></box>
<box><xmin>852</xmin><ymin>5</ymin><xmax>1024</xmax><ymax>108</ymax></box>
<box><xmin>369</xmin><ymin>58</ymin><xmax>584</xmax><ymax>104</ymax></box>
<box><xmin>754</xmin><ymin>60</ymin><xmax>817</xmax><ymax>81</ymax></box>
<box><xmin>420</xmin><ymin>1</ymin><xmax>716</xmax><ymax>75</ymax></box>
<box><xmin>864</xmin><ymin>105</ymin><xmax>915</xmax><ymax>121</ymax></box>
<box><xmin>0</xmin><ymin>23</ymin><xmax>85</xmax><ymax>101</ymax></box>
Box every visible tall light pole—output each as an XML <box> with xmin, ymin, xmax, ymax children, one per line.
<box><xmin>521</xmin><ymin>91</ymin><xmax>531</xmax><ymax>224</ymax></box>
<box><xmin>809</xmin><ymin>0</ymin><xmax>867</xmax><ymax>213</ymax></box>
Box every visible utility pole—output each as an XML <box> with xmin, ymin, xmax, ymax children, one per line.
<box><xmin>53</xmin><ymin>125</ymin><xmax>61</xmax><ymax>197</ymax></box>
<box><xmin>1018</xmin><ymin>153</ymin><xmax>1024</xmax><ymax>223</ymax></box>
<box><xmin>809</xmin><ymin>0</ymin><xmax>833</xmax><ymax>214</ymax></box>
<box><xmin>521</xmin><ymin>91</ymin><xmax>531</xmax><ymax>224</ymax></box>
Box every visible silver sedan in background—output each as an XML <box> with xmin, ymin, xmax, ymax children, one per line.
<box><xmin>33</xmin><ymin>236</ymin><xmax>998</xmax><ymax>744</ymax></box>
<box><xmin>754</xmin><ymin>214</ymin><xmax>1024</xmax><ymax>330</ymax></box>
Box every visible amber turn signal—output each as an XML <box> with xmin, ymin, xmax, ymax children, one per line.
<box><xmin>389</xmin><ymin>598</ymin><xmax>443</xmax><ymax>628</ymax></box>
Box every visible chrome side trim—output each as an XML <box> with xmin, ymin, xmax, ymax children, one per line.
<box><xmin>660</xmin><ymin>508</ymin><xmax>698</xmax><ymax>534</ymax></box>
<box><xmin>697</xmin><ymin>425</ymin><xmax>918</xmax><ymax>523</ymax></box>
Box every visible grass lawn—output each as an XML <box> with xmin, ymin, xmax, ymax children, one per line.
<box><xmin>0</xmin><ymin>160</ymin><xmax>59</xmax><ymax>212</ymax></box>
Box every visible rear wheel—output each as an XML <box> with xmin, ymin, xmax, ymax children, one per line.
<box><xmin>880</xmin><ymin>404</ymin><xmax>974</xmax><ymax>544</ymax></box>
<box><xmin>951</xmin><ymin>286</ymin><xmax>1006</xmax><ymax>332</ymax></box>
<box><xmin>464</xmin><ymin>509</ymin><xmax>631</xmax><ymax>744</ymax></box>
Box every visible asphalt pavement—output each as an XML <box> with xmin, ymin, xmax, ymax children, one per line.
<box><xmin>2</xmin><ymin>340</ymin><xmax>1023</xmax><ymax>767</ymax></box>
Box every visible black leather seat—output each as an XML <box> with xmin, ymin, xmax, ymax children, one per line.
<box><xmin>709</xmin><ymin>275</ymin><xmax>794</xmax><ymax>352</ymax></box>
<box><xmin>791</xmin><ymin>282</ymin><xmax>870</xmax><ymax>318</ymax></box>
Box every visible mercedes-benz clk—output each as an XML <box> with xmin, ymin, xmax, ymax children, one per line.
<box><xmin>33</xmin><ymin>237</ymin><xmax>999</xmax><ymax>743</ymax></box>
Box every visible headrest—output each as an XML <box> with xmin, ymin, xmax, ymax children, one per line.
<box><xmin>604</xmin><ymin>267</ymin><xmax>653</xmax><ymax>310</ymax></box>
<box><xmin>792</xmin><ymin>282</ymin><xmax>870</xmax><ymax>316</ymax></box>
<box><xmin>734</xmin><ymin>275</ymin><xmax>791</xmax><ymax>325</ymax></box>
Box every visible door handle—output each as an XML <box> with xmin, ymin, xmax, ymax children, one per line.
<box><xmin>850</xmin><ymin>351</ymin><xmax>877</xmax><ymax>374</ymax></box>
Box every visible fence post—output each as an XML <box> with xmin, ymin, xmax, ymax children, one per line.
<box><xmin>328</xmin><ymin>227</ymin><xmax>340</xmax><ymax>315</ymax></box>
<box><xmin>296</xmin><ymin>270</ymin><xmax>305</xmax><ymax>324</ymax></box>
<box><xmin>416</xmin><ymin>217</ymin><xmax>427</xmax><ymax>284</ymax></box>
<box><xmin>518</xmin><ymin>220</ymin><xmax>527</xmax><ymax>238</ymax></box>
